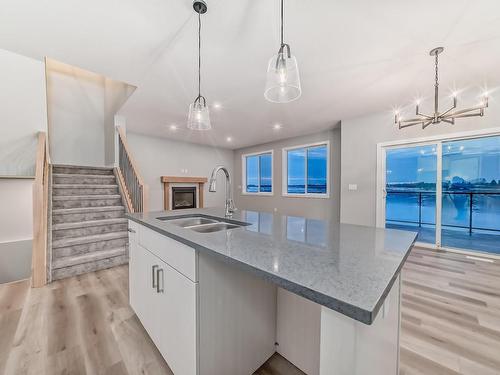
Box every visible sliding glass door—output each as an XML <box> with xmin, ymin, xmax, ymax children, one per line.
<box><xmin>441</xmin><ymin>136</ymin><xmax>500</xmax><ymax>254</ymax></box>
<box><xmin>385</xmin><ymin>144</ymin><xmax>437</xmax><ymax>244</ymax></box>
<box><xmin>382</xmin><ymin>134</ymin><xmax>500</xmax><ymax>255</ymax></box>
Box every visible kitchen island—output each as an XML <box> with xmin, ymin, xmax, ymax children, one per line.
<box><xmin>127</xmin><ymin>208</ymin><xmax>416</xmax><ymax>375</ymax></box>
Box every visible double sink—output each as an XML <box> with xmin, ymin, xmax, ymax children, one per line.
<box><xmin>157</xmin><ymin>214</ymin><xmax>250</xmax><ymax>233</ymax></box>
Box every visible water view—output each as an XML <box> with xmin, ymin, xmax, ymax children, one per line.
<box><xmin>385</xmin><ymin>136</ymin><xmax>500</xmax><ymax>254</ymax></box>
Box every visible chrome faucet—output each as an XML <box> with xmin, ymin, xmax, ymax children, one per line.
<box><xmin>209</xmin><ymin>166</ymin><xmax>236</xmax><ymax>217</ymax></box>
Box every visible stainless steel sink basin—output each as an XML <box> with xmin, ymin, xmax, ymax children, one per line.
<box><xmin>188</xmin><ymin>222</ymin><xmax>240</xmax><ymax>233</ymax></box>
<box><xmin>166</xmin><ymin>217</ymin><xmax>218</xmax><ymax>228</ymax></box>
<box><xmin>156</xmin><ymin>214</ymin><xmax>250</xmax><ymax>233</ymax></box>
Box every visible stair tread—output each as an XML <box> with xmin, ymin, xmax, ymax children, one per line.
<box><xmin>52</xmin><ymin>247</ymin><xmax>126</xmax><ymax>269</ymax></box>
<box><xmin>53</xmin><ymin>194</ymin><xmax>121</xmax><ymax>200</ymax></box>
<box><xmin>53</xmin><ymin>184</ymin><xmax>118</xmax><ymax>189</ymax></box>
<box><xmin>53</xmin><ymin>173</ymin><xmax>116</xmax><ymax>178</ymax></box>
<box><xmin>52</xmin><ymin>164</ymin><xmax>114</xmax><ymax>171</ymax></box>
<box><xmin>53</xmin><ymin>218</ymin><xmax>127</xmax><ymax>231</ymax></box>
<box><xmin>52</xmin><ymin>231</ymin><xmax>128</xmax><ymax>248</ymax></box>
<box><xmin>53</xmin><ymin>206</ymin><xmax>125</xmax><ymax>215</ymax></box>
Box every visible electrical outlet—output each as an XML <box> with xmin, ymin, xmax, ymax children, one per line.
<box><xmin>348</xmin><ymin>184</ymin><xmax>358</xmax><ymax>191</ymax></box>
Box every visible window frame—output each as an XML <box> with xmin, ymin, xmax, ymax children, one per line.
<box><xmin>241</xmin><ymin>149</ymin><xmax>274</xmax><ymax>196</ymax></box>
<box><xmin>282</xmin><ymin>140</ymin><xmax>330</xmax><ymax>198</ymax></box>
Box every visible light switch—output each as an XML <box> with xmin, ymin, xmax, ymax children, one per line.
<box><xmin>348</xmin><ymin>184</ymin><xmax>358</xmax><ymax>191</ymax></box>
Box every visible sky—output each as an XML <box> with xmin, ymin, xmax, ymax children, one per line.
<box><xmin>386</xmin><ymin>136</ymin><xmax>500</xmax><ymax>184</ymax></box>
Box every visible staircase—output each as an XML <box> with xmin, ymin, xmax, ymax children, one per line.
<box><xmin>50</xmin><ymin>164</ymin><xmax>129</xmax><ymax>281</ymax></box>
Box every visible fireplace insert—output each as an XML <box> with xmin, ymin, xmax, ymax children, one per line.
<box><xmin>172</xmin><ymin>187</ymin><xmax>197</xmax><ymax>210</ymax></box>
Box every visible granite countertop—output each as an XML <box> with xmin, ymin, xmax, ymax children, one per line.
<box><xmin>127</xmin><ymin>208</ymin><xmax>417</xmax><ymax>324</ymax></box>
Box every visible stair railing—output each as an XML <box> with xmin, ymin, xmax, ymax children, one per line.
<box><xmin>32</xmin><ymin>132</ymin><xmax>49</xmax><ymax>287</ymax></box>
<box><xmin>116</xmin><ymin>127</ymin><xmax>148</xmax><ymax>213</ymax></box>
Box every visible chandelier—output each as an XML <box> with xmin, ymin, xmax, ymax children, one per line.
<box><xmin>395</xmin><ymin>47</ymin><xmax>488</xmax><ymax>129</ymax></box>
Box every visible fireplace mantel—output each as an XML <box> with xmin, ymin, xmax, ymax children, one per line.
<box><xmin>161</xmin><ymin>176</ymin><xmax>208</xmax><ymax>210</ymax></box>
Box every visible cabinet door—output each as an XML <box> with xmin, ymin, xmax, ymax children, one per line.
<box><xmin>129</xmin><ymin>238</ymin><xmax>147</xmax><ymax>320</ymax></box>
<box><xmin>154</xmin><ymin>259</ymin><xmax>198</xmax><ymax>375</ymax></box>
<box><xmin>129</xmin><ymin>241</ymin><xmax>162</xmax><ymax>344</ymax></box>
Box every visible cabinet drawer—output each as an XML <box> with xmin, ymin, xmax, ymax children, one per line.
<box><xmin>139</xmin><ymin>225</ymin><xmax>197</xmax><ymax>282</ymax></box>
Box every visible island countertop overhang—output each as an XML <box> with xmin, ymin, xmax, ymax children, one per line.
<box><xmin>126</xmin><ymin>208</ymin><xmax>417</xmax><ymax>324</ymax></box>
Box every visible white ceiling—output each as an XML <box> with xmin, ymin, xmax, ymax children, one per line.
<box><xmin>1</xmin><ymin>0</ymin><xmax>500</xmax><ymax>149</ymax></box>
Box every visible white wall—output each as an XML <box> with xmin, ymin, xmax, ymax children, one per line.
<box><xmin>0</xmin><ymin>178</ymin><xmax>34</xmax><ymax>283</ymax></box>
<box><xmin>47</xmin><ymin>59</ymin><xmax>135</xmax><ymax>167</ymax></box>
<box><xmin>0</xmin><ymin>48</ymin><xmax>47</xmax><ymax>176</ymax></box>
<box><xmin>126</xmin><ymin>132</ymin><xmax>234</xmax><ymax>212</ymax></box>
<box><xmin>0</xmin><ymin>48</ymin><xmax>47</xmax><ymax>283</ymax></box>
<box><xmin>233</xmin><ymin>129</ymin><xmax>341</xmax><ymax>221</ymax></box>
<box><xmin>340</xmin><ymin>92</ymin><xmax>500</xmax><ymax>226</ymax></box>
<box><xmin>0</xmin><ymin>179</ymin><xmax>33</xmax><ymax>242</ymax></box>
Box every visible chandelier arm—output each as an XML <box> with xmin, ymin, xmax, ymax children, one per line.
<box><xmin>439</xmin><ymin>102</ymin><xmax>458</xmax><ymax>118</ymax></box>
<box><xmin>445</xmin><ymin>111</ymin><xmax>485</xmax><ymax>120</ymax></box>
<box><xmin>442</xmin><ymin>104</ymin><xmax>488</xmax><ymax>118</ymax></box>
<box><xmin>398</xmin><ymin>120</ymin><xmax>426</xmax><ymax>129</ymax></box>
<box><xmin>399</xmin><ymin>116</ymin><xmax>431</xmax><ymax>124</ymax></box>
<box><xmin>422</xmin><ymin>120</ymin><xmax>433</xmax><ymax>129</ymax></box>
<box><xmin>441</xmin><ymin>118</ymin><xmax>455</xmax><ymax>125</ymax></box>
<box><xmin>415</xmin><ymin>110</ymin><xmax>433</xmax><ymax>120</ymax></box>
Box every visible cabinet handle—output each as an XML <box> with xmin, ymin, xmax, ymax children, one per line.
<box><xmin>152</xmin><ymin>265</ymin><xmax>159</xmax><ymax>288</ymax></box>
<box><xmin>128</xmin><ymin>228</ymin><xmax>136</xmax><ymax>233</ymax></box>
<box><xmin>156</xmin><ymin>268</ymin><xmax>164</xmax><ymax>293</ymax></box>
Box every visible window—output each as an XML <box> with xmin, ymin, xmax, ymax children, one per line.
<box><xmin>242</xmin><ymin>151</ymin><xmax>273</xmax><ymax>194</ymax></box>
<box><xmin>283</xmin><ymin>142</ymin><xmax>329</xmax><ymax>197</ymax></box>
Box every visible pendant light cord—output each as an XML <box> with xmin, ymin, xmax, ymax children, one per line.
<box><xmin>198</xmin><ymin>12</ymin><xmax>202</xmax><ymax>99</ymax></box>
<box><xmin>280</xmin><ymin>0</ymin><xmax>284</xmax><ymax>46</ymax></box>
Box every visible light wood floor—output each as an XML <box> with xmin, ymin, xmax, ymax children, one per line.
<box><xmin>400</xmin><ymin>247</ymin><xmax>500</xmax><ymax>375</ymax></box>
<box><xmin>0</xmin><ymin>247</ymin><xmax>499</xmax><ymax>375</ymax></box>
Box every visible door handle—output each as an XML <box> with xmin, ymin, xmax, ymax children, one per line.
<box><xmin>156</xmin><ymin>268</ymin><xmax>164</xmax><ymax>293</ymax></box>
<box><xmin>128</xmin><ymin>228</ymin><xmax>136</xmax><ymax>233</ymax></box>
<box><xmin>152</xmin><ymin>265</ymin><xmax>159</xmax><ymax>288</ymax></box>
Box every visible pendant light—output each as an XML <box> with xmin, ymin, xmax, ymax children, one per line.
<box><xmin>187</xmin><ymin>0</ymin><xmax>211</xmax><ymax>130</ymax></box>
<box><xmin>264</xmin><ymin>0</ymin><xmax>301</xmax><ymax>103</ymax></box>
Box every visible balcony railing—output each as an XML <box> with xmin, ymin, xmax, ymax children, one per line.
<box><xmin>386</xmin><ymin>190</ymin><xmax>500</xmax><ymax>235</ymax></box>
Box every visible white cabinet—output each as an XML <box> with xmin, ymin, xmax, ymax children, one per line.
<box><xmin>129</xmin><ymin>221</ymin><xmax>197</xmax><ymax>375</ymax></box>
<box><xmin>155</xmin><ymin>258</ymin><xmax>197</xmax><ymax>375</ymax></box>
<box><xmin>128</xmin><ymin>220</ymin><xmax>277</xmax><ymax>375</ymax></box>
<box><xmin>139</xmin><ymin>225</ymin><xmax>197</xmax><ymax>281</ymax></box>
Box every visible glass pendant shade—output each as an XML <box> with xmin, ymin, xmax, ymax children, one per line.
<box><xmin>264</xmin><ymin>52</ymin><xmax>301</xmax><ymax>103</ymax></box>
<box><xmin>187</xmin><ymin>100</ymin><xmax>211</xmax><ymax>130</ymax></box>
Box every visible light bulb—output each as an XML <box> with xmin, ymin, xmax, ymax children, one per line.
<box><xmin>276</xmin><ymin>54</ymin><xmax>288</xmax><ymax>84</ymax></box>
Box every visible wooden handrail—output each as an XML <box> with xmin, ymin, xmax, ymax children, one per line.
<box><xmin>32</xmin><ymin>132</ymin><xmax>49</xmax><ymax>287</ymax></box>
<box><xmin>117</xmin><ymin>127</ymin><xmax>148</xmax><ymax>212</ymax></box>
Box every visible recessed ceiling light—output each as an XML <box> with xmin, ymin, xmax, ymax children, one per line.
<box><xmin>213</xmin><ymin>102</ymin><xmax>222</xmax><ymax>109</ymax></box>
<box><xmin>226</xmin><ymin>136</ymin><xmax>232</xmax><ymax>142</ymax></box>
<box><xmin>169</xmin><ymin>124</ymin><xmax>178</xmax><ymax>131</ymax></box>
<box><xmin>273</xmin><ymin>123</ymin><xmax>282</xmax><ymax>130</ymax></box>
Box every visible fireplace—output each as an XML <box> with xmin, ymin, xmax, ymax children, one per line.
<box><xmin>172</xmin><ymin>187</ymin><xmax>197</xmax><ymax>210</ymax></box>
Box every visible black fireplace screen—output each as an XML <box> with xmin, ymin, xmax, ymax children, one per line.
<box><xmin>172</xmin><ymin>187</ymin><xmax>196</xmax><ymax>210</ymax></box>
